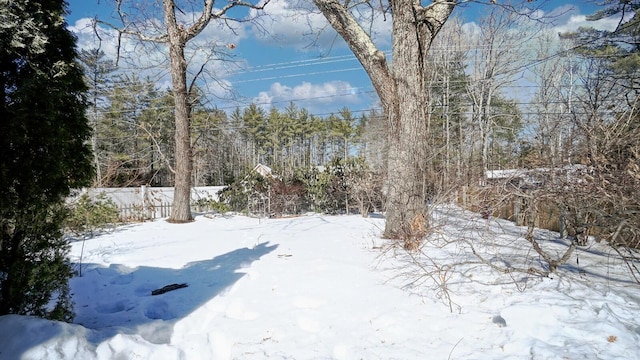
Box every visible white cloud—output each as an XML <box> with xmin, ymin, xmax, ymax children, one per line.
<box><xmin>250</xmin><ymin>0</ymin><xmax>391</xmax><ymax>53</ymax></box>
<box><xmin>546</xmin><ymin>4</ymin><xmax>623</xmax><ymax>34</ymax></box>
<box><xmin>365</xmin><ymin>8</ymin><xmax>392</xmax><ymax>49</ymax></box>
<box><xmin>461</xmin><ymin>21</ymin><xmax>480</xmax><ymax>40</ymax></box>
<box><xmin>553</xmin><ymin>14</ymin><xmax>622</xmax><ymax>34</ymax></box>
<box><xmin>253</xmin><ymin>80</ymin><xmax>360</xmax><ymax>112</ymax></box>
<box><xmin>248</xmin><ymin>0</ymin><xmax>331</xmax><ymax>51</ymax></box>
<box><xmin>69</xmin><ymin>14</ymin><xmax>247</xmax><ymax>97</ymax></box>
<box><xmin>69</xmin><ymin>18</ymin><xmax>167</xmax><ymax>70</ymax></box>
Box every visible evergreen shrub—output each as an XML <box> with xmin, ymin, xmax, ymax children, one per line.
<box><xmin>66</xmin><ymin>193</ymin><xmax>120</xmax><ymax>237</ymax></box>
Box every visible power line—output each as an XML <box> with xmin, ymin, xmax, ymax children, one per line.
<box><xmin>84</xmin><ymin>17</ymin><xmax>639</xmax><ymax>120</ymax></box>
<box><xmin>232</xmin><ymin>66</ymin><xmax>365</xmax><ymax>84</ymax></box>
<box><xmin>90</xmin><ymin>79</ymin><xmax>628</xmax><ymax>116</ymax></box>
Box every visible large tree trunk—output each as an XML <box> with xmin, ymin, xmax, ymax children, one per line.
<box><xmin>313</xmin><ymin>1</ymin><xmax>455</xmax><ymax>240</ymax></box>
<box><xmin>103</xmin><ymin>0</ymin><xmax>268</xmax><ymax>222</ymax></box>
<box><xmin>384</xmin><ymin>3</ymin><xmax>430</xmax><ymax>238</ymax></box>
<box><xmin>165</xmin><ymin>0</ymin><xmax>193</xmax><ymax>223</ymax></box>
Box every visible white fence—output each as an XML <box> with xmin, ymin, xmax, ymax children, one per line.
<box><xmin>70</xmin><ymin>186</ymin><xmax>226</xmax><ymax>220</ymax></box>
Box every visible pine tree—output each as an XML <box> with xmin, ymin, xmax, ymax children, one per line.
<box><xmin>0</xmin><ymin>0</ymin><xmax>93</xmax><ymax>321</ymax></box>
<box><xmin>100</xmin><ymin>74</ymin><xmax>157</xmax><ymax>186</ymax></box>
<box><xmin>78</xmin><ymin>48</ymin><xmax>116</xmax><ymax>186</ymax></box>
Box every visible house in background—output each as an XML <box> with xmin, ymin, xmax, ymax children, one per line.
<box><xmin>248</xmin><ymin>163</ymin><xmax>275</xmax><ymax>179</ymax></box>
<box><xmin>242</xmin><ymin>164</ymin><xmax>276</xmax><ymax>217</ymax></box>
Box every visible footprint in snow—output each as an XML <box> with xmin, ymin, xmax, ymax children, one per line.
<box><xmin>110</xmin><ymin>273</ymin><xmax>134</xmax><ymax>285</ymax></box>
<box><xmin>95</xmin><ymin>300</ymin><xmax>133</xmax><ymax>314</ymax></box>
<box><xmin>492</xmin><ymin>315</ymin><xmax>507</xmax><ymax>327</ymax></box>
<box><xmin>145</xmin><ymin>300</ymin><xmax>176</xmax><ymax>320</ymax></box>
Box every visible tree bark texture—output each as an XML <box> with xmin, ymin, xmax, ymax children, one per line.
<box><xmin>313</xmin><ymin>1</ymin><xmax>456</xmax><ymax>238</ymax></box>
<box><xmin>164</xmin><ymin>0</ymin><xmax>193</xmax><ymax>222</ymax></box>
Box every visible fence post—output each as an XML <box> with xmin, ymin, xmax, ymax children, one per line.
<box><xmin>141</xmin><ymin>185</ymin><xmax>147</xmax><ymax>219</ymax></box>
<box><xmin>559</xmin><ymin>207</ymin><xmax>568</xmax><ymax>239</ymax></box>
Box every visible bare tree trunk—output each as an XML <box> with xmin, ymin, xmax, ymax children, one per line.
<box><xmin>385</xmin><ymin>3</ymin><xmax>430</xmax><ymax>237</ymax></box>
<box><xmin>90</xmin><ymin>112</ymin><xmax>102</xmax><ymax>187</ymax></box>
<box><xmin>313</xmin><ymin>1</ymin><xmax>455</xmax><ymax>241</ymax></box>
<box><xmin>164</xmin><ymin>1</ymin><xmax>193</xmax><ymax>222</ymax></box>
<box><xmin>98</xmin><ymin>0</ymin><xmax>269</xmax><ymax>222</ymax></box>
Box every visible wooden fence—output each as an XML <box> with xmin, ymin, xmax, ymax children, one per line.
<box><xmin>72</xmin><ymin>186</ymin><xmax>225</xmax><ymax>221</ymax></box>
<box><xmin>118</xmin><ymin>202</ymin><xmax>174</xmax><ymax>221</ymax></box>
<box><xmin>457</xmin><ymin>185</ymin><xmax>563</xmax><ymax>233</ymax></box>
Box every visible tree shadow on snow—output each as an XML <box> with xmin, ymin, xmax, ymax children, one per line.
<box><xmin>70</xmin><ymin>242</ymin><xmax>278</xmax><ymax>345</ymax></box>
<box><xmin>64</xmin><ymin>222</ymin><xmax>145</xmax><ymax>243</ymax></box>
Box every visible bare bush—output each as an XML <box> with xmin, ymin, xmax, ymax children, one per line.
<box><xmin>348</xmin><ymin>171</ymin><xmax>385</xmax><ymax>217</ymax></box>
<box><xmin>269</xmin><ymin>179</ymin><xmax>307</xmax><ymax>217</ymax></box>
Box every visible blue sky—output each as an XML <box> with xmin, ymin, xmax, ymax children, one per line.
<box><xmin>65</xmin><ymin>0</ymin><xmax>618</xmax><ymax>117</ymax></box>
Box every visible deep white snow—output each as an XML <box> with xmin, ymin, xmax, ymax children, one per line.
<box><xmin>1</xmin><ymin>207</ymin><xmax>639</xmax><ymax>359</ymax></box>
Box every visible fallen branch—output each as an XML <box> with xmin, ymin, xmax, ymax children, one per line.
<box><xmin>152</xmin><ymin>283</ymin><xmax>188</xmax><ymax>296</ymax></box>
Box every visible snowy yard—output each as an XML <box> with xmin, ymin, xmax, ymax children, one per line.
<box><xmin>1</xmin><ymin>208</ymin><xmax>639</xmax><ymax>359</ymax></box>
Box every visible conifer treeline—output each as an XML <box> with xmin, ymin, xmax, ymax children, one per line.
<box><xmin>85</xmin><ymin>70</ymin><xmax>387</xmax><ymax>186</ymax></box>
<box><xmin>80</xmin><ymin>50</ymin><xmax>400</xmax><ymax>188</ymax></box>
<box><xmin>79</xmin><ymin>47</ymin><xmax>524</xmax><ymax>189</ymax></box>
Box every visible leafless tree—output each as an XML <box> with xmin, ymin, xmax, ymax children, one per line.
<box><xmin>422</xmin><ymin>17</ymin><xmax>470</xmax><ymax>193</ymax></box>
<box><xmin>465</xmin><ymin>5</ymin><xmax>537</xmax><ymax>174</ymax></box>
<box><xmin>312</xmin><ymin>0</ymin><xmax>457</xmax><ymax>243</ymax></box>
<box><xmin>524</xmin><ymin>31</ymin><xmax>576</xmax><ymax>168</ymax></box>
<box><xmin>96</xmin><ymin>0</ymin><xmax>269</xmax><ymax>222</ymax></box>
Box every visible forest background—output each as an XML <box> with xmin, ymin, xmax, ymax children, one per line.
<box><xmin>68</xmin><ymin>1</ymin><xmax>639</xmax><ymax>249</ymax></box>
<box><xmin>65</xmin><ymin>1</ymin><xmax>625</xmax><ymax>187</ymax></box>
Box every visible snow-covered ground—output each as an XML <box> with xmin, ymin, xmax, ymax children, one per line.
<box><xmin>1</xmin><ymin>207</ymin><xmax>639</xmax><ymax>359</ymax></box>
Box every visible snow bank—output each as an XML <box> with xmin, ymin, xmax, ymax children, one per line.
<box><xmin>1</xmin><ymin>211</ymin><xmax>639</xmax><ymax>359</ymax></box>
